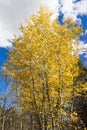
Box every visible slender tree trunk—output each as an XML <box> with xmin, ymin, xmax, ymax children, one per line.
<box><xmin>32</xmin><ymin>77</ymin><xmax>42</xmax><ymax>130</ymax></box>
<box><xmin>42</xmin><ymin>83</ymin><xmax>45</xmax><ymax>130</ymax></box>
<box><xmin>20</xmin><ymin>120</ymin><xmax>23</xmax><ymax>130</ymax></box>
<box><xmin>45</xmin><ymin>73</ymin><xmax>55</xmax><ymax>130</ymax></box>
<box><xmin>30</xmin><ymin>114</ymin><xmax>34</xmax><ymax>130</ymax></box>
<box><xmin>2</xmin><ymin>113</ymin><xmax>5</xmax><ymax>130</ymax></box>
<box><xmin>57</xmin><ymin>42</ymin><xmax>63</xmax><ymax>130</ymax></box>
<box><xmin>2</xmin><ymin>98</ymin><xmax>7</xmax><ymax>130</ymax></box>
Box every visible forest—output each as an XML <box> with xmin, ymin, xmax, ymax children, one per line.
<box><xmin>0</xmin><ymin>6</ymin><xmax>87</xmax><ymax>130</ymax></box>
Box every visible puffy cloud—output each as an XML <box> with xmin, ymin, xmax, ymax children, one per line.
<box><xmin>0</xmin><ymin>0</ymin><xmax>58</xmax><ymax>47</ymax></box>
<box><xmin>0</xmin><ymin>0</ymin><xmax>87</xmax><ymax>47</ymax></box>
<box><xmin>59</xmin><ymin>0</ymin><xmax>76</xmax><ymax>19</ymax></box>
<box><xmin>78</xmin><ymin>41</ymin><xmax>87</xmax><ymax>54</ymax></box>
<box><xmin>59</xmin><ymin>0</ymin><xmax>87</xmax><ymax>20</ymax></box>
<box><xmin>75</xmin><ymin>0</ymin><xmax>87</xmax><ymax>15</ymax></box>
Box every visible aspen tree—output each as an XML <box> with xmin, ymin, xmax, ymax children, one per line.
<box><xmin>5</xmin><ymin>6</ymin><xmax>82</xmax><ymax>129</ymax></box>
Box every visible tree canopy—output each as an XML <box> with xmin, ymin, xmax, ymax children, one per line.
<box><xmin>4</xmin><ymin>6</ymin><xmax>87</xmax><ymax>130</ymax></box>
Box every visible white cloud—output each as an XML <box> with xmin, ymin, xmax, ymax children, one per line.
<box><xmin>85</xmin><ymin>29</ymin><xmax>87</xmax><ymax>35</ymax></box>
<box><xmin>59</xmin><ymin>0</ymin><xmax>87</xmax><ymax>20</ymax></box>
<box><xmin>75</xmin><ymin>0</ymin><xmax>87</xmax><ymax>15</ymax></box>
<box><xmin>59</xmin><ymin>0</ymin><xmax>76</xmax><ymax>20</ymax></box>
<box><xmin>0</xmin><ymin>0</ymin><xmax>58</xmax><ymax>47</ymax></box>
<box><xmin>78</xmin><ymin>41</ymin><xmax>87</xmax><ymax>54</ymax></box>
<box><xmin>0</xmin><ymin>0</ymin><xmax>87</xmax><ymax>48</ymax></box>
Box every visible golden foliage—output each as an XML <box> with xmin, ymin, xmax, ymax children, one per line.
<box><xmin>4</xmin><ymin>6</ymin><xmax>83</xmax><ymax>129</ymax></box>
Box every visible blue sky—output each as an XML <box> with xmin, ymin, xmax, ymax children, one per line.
<box><xmin>0</xmin><ymin>48</ymin><xmax>8</xmax><ymax>96</ymax></box>
<box><xmin>0</xmin><ymin>0</ymin><xmax>87</xmax><ymax>95</ymax></box>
